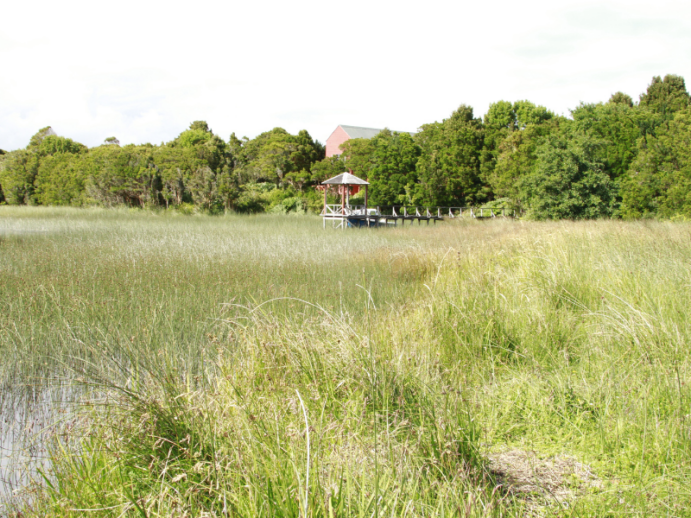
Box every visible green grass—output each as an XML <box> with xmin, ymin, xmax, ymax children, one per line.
<box><xmin>2</xmin><ymin>207</ymin><xmax>691</xmax><ymax>516</ymax></box>
<box><xmin>0</xmin><ymin>207</ymin><xmax>436</xmax><ymax>386</ymax></box>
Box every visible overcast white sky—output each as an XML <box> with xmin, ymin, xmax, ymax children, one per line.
<box><xmin>1</xmin><ymin>0</ymin><xmax>690</xmax><ymax>150</ymax></box>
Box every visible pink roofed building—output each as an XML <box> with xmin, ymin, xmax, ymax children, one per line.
<box><xmin>325</xmin><ymin>125</ymin><xmax>385</xmax><ymax>157</ymax></box>
<box><xmin>325</xmin><ymin>125</ymin><xmax>415</xmax><ymax>157</ymax></box>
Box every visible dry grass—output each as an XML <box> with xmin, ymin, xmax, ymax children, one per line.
<box><xmin>488</xmin><ymin>449</ymin><xmax>601</xmax><ymax>515</ymax></box>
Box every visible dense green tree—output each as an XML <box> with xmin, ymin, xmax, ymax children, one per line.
<box><xmin>37</xmin><ymin>135</ymin><xmax>86</xmax><ymax>157</ymax></box>
<box><xmin>608</xmin><ymin>92</ymin><xmax>634</xmax><ymax>107</ymax></box>
<box><xmin>639</xmin><ymin>75</ymin><xmax>690</xmax><ymax>118</ymax></box>
<box><xmin>237</xmin><ymin>129</ymin><xmax>295</xmax><ymax>184</ymax></box>
<box><xmin>292</xmin><ymin>130</ymin><xmax>325</xmax><ymax>172</ymax></box>
<box><xmin>85</xmin><ymin>145</ymin><xmax>159</xmax><ymax>207</ymax></box>
<box><xmin>0</xmin><ymin>128</ymin><xmax>87</xmax><ymax>205</ymax></box>
<box><xmin>217</xmin><ymin>166</ymin><xmax>240</xmax><ymax>210</ymax></box>
<box><xmin>339</xmin><ymin>138</ymin><xmax>376</xmax><ymax>178</ymax></box>
<box><xmin>480</xmin><ymin>101</ymin><xmax>515</xmax><ymax>190</ymax></box>
<box><xmin>489</xmin><ymin>120</ymin><xmax>559</xmax><ymax>207</ymax></box>
<box><xmin>571</xmin><ymin>102</ymin><xmax>643</xmax><ymax>180</ymax></box>
<box><xmin>34</xmin><ymin>153</ymin><xmax>87</xmax><ymax>206</ymax></box>
<box><xmin>187</xmin><ymin>166</ymin><xmax>219</xmax><ymax>211</ymax></box>
<box><xmin>172</xmin><ymin>121</ymin><xmax>228</xmax><ymax>172</ymax></box>
<box><xmin>228</xmin><ymin>133</ymin><xmax>245</xmax><ymax>169</ymax></box>
<box><xmin>27</xmin><ymin>127</ymin><xmax>56</xmax><ymax>149</ymax></box>
<box><xmin>481</xmin><ymin>100</ymin><xmax>554</xmax><ymax>195</ymax></box>
<box><xmin>280</xmin><ymin>130</ymin><xmax>325</xmax><ymax>191</ymax></box>
<box><xmin>416</xmin><ymin>105</ymin><xmax>485</xmax><ymax>206</ymax></box>
<box><xmin>283</xmin><ymin>170</ymin><xmax>311</xmax><ymax>191</ymax></box>
<box><xmin>152</xmin><ymin>145</ymin><xmax>201</xmax><ymax>207</ymax></box>
<box><xmin>309</xmin><ymin>155</ymin><xmax>347</xmax><ymax>184</ymax></box>
<box><xmin>513</xmin><ymin>100</ymin><xmax>554</xmax><ymax>128</ymax></box>
<box><xmin>521</xmin><ymin>133</ymin><xmax>613</xmax><ymax>219</ymax></box>
<box><xmin>235</xmin><ymin>128</ymin><xmax>323</xmax><ymax>186</ymax></box>
<box><xmin>0</xmin><ymin>150</ymin><xmax>40</xmax><ymax>204</ymax></box>
<box><xmin>366</xmin><ymin>130</ymin><xmax>420</xmax><ymax>205</ymax></box>
<box><xmin>189</xmin><ymin>121</ymin><xmax>211</xmax><ymax>132</ymax></box>
<box><xmin>620</xmin><ymin>107</ymin><xmax>691</xmax><ymax>218</ymax></box>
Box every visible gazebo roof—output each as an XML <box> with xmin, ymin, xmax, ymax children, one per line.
<box><xmin>322</xmin><ymin>172</ymin><xmax>369</xmax><ymax>185</ymax></box>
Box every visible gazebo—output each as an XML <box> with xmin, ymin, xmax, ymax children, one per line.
<box><xmin>321</xmin><ymin>172</ymin><xmax>372</xmax><ymax>228</ymax></box>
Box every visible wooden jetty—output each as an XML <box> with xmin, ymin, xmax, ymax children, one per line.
<box><xmin>321</xmin><ymin>172</ymin><xmax>516</xmax><ymax>229</ymax></box>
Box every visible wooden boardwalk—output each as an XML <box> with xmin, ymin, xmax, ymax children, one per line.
<box><xmin>322</xmin><ymin>205</ymin><xmax>517</xmax><ymax>228</ymax></box>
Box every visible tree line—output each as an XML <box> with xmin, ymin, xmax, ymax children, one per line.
<box><xmin>1</xmin><ymin>74</ymin><xmax>690</xmax><ymax>219</ymax></box>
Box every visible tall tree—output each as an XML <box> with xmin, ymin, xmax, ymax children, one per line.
<box><xmin>489</xmin><ymin>120</ymin><xmax>559</xmax><ymax>207</ymax></box>
<box><xmin>481</xmin><ymin>100</ymin><xmax>553</xmax><ymax>195</ymax></box>
<box><xmin>416</xmin><ymin>105</ymin><xmax>485</xmax><ymax>206</ymax></box>
<box><xmin>172</xmin><ymin>121</ymin><xmax>228</xmax><ymax>172</ymax></box>
<box><xmin>339</xmin><ymin>137</ymin><xmax>376</xmax><ymax>178</ymax></box>
<box><xmin>620</xmin><ymin>106</ymin><xmax>691</xmax><ymax>218</ymax></box>
<box><xmin>608</xmin><ymin>92</ymin><xmax>634</xmax><ymax>107</ymax></box>
<box><xmin>37</xmin><ymin>135</ymin><xmax>86</xmax><ymax>157</ymax></box>
<box><xmin>235</xmin><ymin>128</ymin><xmax>323</xmax><ymax>185</ymax></box>
<box><xmin>27</xmin><ymin>127</ymin><xmax>56</xmax><ymax>149</ymax></box>
<box><xmin>571</xmin><ymin>102</ymin><xmax>644</xmax><ymax>180</ymax></box>
<box><xmin>187</xmin><ymin>166</ymin><xmax>219</xmax><ymax>211</ymax></box>
<box><xmin>309</xmin><ymin>155</ymin><xmax>347</xmax><ymax>185</ymax></box>
<box><xmin>0</xmin><ymin>128</ymin><xmax>87</xmax><ymax>205</ymax></box>
<box><xmin>366</xmin><ymin>130</ymin><xmax>421</xmax><ymax>205</ymax></box>
<box><xmin>0</xmin><ymin>150</ymin><xmax>40</xmax><ymax>204</ymax></box>
<box><xmin>521</xmin><ymin>132</ymin><xmax>614</xmax><ymax>219</ymax></box>
<box><xmin>34</xmin><ymin>153</ymin><xmax>87</xmax><ymax>206</ymax></box>
<box><xmin>85</xmin><ymin>145</ymin><xmax>159</xmax><ymax>207</ymax></box>
<box><xmin>152</xmin><ymin>145</ymin><xmax>205</xmax><ymax>207</ymax></box>
<box><xmin>481</xmin><ymin>101</ymin><xmax>515</xmax><ymax>190</ymax></box>
<box><xmin>639</xmin><ymin>75</ymin><xmax>690</xmax><ymax>119</ymax></box>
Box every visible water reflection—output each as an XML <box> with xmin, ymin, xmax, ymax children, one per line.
<box><xmin>1</xmin><ymin>385</ymin><xmax>77</xmax><ymax>512</ymax></box>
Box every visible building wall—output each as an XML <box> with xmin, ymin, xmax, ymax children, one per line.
<box><xmin>325</xmin><ymin>126</ymin><xmax>351</xmax><ymax>157</ymax></box>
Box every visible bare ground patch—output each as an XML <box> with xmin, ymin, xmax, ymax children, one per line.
<box><xmin>487</xmin><ymin>449</ymin><xmax>602</xmax><ymax>515</ymax></box>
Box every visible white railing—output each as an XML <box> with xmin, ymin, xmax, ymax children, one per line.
<box><xmin>322</xmin><ymin>204</ymin><xmax>518</xmax><ymax>219</ymax></box>
<box><xmin>322</xmin><ymin>205</ymin><xmax>380</xmax><ymax>217</ymax></box>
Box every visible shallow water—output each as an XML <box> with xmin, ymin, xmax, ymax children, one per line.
<box><xmin>0</xmin><ymin>386</ymin><xmax>76</xmax><ymax>512</ymax></box>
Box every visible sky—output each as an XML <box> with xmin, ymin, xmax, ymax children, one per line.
<box><xmin>1</xmin><ymin>0</ymin><xmax>690</xmax><ymax>150</ymax></box>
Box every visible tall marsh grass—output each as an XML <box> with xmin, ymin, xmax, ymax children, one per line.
<box><xmin>2</xmin><ymin>207</ymin><xmax>691</xmax><ymax>516</ymax></box>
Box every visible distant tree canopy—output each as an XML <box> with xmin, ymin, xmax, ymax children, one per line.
<box><xmin>3</xmin><ymin>74</ymin><xmax>691</xmax><ymax>219</ymax></box>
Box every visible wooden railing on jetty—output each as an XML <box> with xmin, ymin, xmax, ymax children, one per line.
<box><xmin>322</xmin><ymin>204</ymin><xmax>518</xmax><ymax>228</ymax></box>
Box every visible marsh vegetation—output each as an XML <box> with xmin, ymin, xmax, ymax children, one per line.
<box><xmin>2</xmin><ymin>207</ymin><xmax>691</xmax><ymax>516</ymax></box>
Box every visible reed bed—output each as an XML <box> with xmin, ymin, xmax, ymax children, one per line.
<box><xmin>1</xmin><ymin>207</ymin><xmax>691</xmax><ymax>516</ymax></box>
